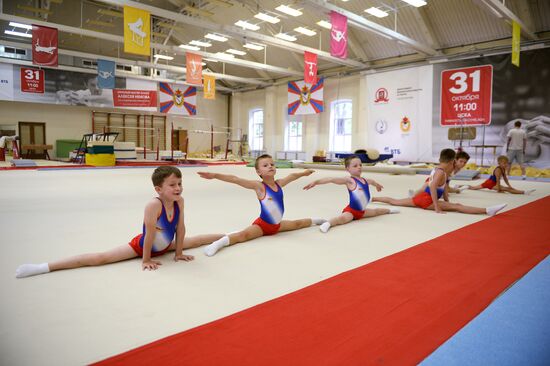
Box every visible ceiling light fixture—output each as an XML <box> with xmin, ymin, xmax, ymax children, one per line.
<box><xmin>401</xmin><ymin>0</ymin><xmax>427</xmax><ymax>7</ymax></box>
<box><xmin>275</xmin><ymin>5</ymin><xmax>302</xmax><ymax>17</ymax></box>
<box><xmin>4</xmin><ymin>30</ymin><xmax>32</xmax><ymax>38</ymax></box>
<box><xmin>215</xmin><ymin>52</ymin><xmax>235</xmax><ymax>59</ymax></box>
<box><xmin>365</xmin><ymin>7</ymin><xmax>389</xmax><ymax>18</ymax></box>
<box><xmin>275</xmin><ymin>33</ymin><xmax>297</xmax><ymax>42</ymax></box>
<box><xmin>243</xmin><ymin>43</ymin><xmax>265</xmax><ymax>50</ymax></box>
<box><xmin>235</xmin><ymin>20</ymin><xmax>260</xmax><ymax>31</ymax></box>
<box><xmin>316</xmin><ymin>20</ymin><xmax>332</xmax><ymax>29</ymax></box>
<box><xmin>205</xmin><ymin>33</ymin><xmax>228</xmax><ymax>42</ymax></box>
<box><xmin>254</xmin><ymin>12</ymin><xmax>280</xmax><ymax>24</ymax></box>
<box><xmin>294</xmin><ymin>27</ymin><xmax>317</xmax><ymax>36</ymax></box>
<box><xmin>190</xmin><ymin>40</ymin><xmax>212</xmax><ymax>47</ymax></box>
<box><xmin>226</xmin><ymin>48</ymin><xmax>246</xmax><ymax>55</ymax></box>
<box><xmin>8</xmin><ymin>22</ymin><xmax>32</xmax><ymax>30</ymax></box>
<box><xmin>154</xmin><ymin>54</ymin><xmax>174</xmax><ymax>61</ymax></box>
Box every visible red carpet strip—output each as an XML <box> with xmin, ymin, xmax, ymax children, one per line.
<box><xmin>94</xmin><ymin>196</ymin><xmax>550</xmax><ymax>366</ymax></box>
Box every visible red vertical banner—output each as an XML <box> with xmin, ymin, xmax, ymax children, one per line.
<box><xmin>186</xmin><ymin>53</ymin><xmax>202</xmax><ymax>85</ymax></box>
<box><xmin>32</xmin><ymin>25</ymin><xmax>58</xmax><ymax>66</ymax></box>
<box><xmin>304</xmin><ymin>51</ymin><xmax>318</xmax><ymax>84</ymax></box>
<box><xmin>330</xmin><ymin>11</ymin><xmax>347</xmax><ymax>59</ymax></box>
<box><xmin>440</xmin><ymin>65</ymin><xmax>493</xmax><ymax>126</ymax></box>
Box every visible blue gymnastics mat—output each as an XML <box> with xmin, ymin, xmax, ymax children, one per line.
<box><xmin>420</xmin><ymin>255</ymin><xmax>550</xmax><ymax>366</ymax></box>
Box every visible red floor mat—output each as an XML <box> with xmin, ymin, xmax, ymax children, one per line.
<box><xmin>94</xmin><ymin>197</ymin><xmax>550</xmax><ymax>366</ymax></box>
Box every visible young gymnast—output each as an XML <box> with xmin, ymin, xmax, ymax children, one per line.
<box><xmin>197</xmin><ymin>154</ymin><xmax>326</xmax><ymax>256</ymax></box>
<box><xmin>303</xmin><ymin>155</ymin><xmax>399</xmax><ymax>233</ymax></box>
<box><xmin>408</xmin><ymin>151</ymin><xmax>470</xmax><ymax>197</ymax></box>
<box><xmin>16</xmin><ymin>166</ymin><xmax>223</xmax><ymax>278</ymax></box>
<box><xmin>373</xmin><ymin>148</ymin><xmax>507</xmax><ymax>215</ymax></box>
<box><xmin>464</xmin><ymin>155</ymin><xmax>535</xmax><ymax>195</ymax></box>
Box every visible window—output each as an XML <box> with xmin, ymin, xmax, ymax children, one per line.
<box><xmin>329</xmin><ymin>100</ymin><xmax>352</xmax><ymax>152</ymax></box>
<box><xmin>284</xmin><ymin>118</ymin><xmax>303</xmax><ymax>151</ymax></box>
<box><xmin>249</xmin><ymin>108</ymin><xmax>264</xmax><ymax>151</ymax></box>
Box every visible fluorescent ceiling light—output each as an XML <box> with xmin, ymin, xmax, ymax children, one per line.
<box><xmin>235</xmin><ymin>20</ymin><xmax>260</xmax><ymax>31</ymax></box>
<box><xmin>316</xmin><ymin>20</ymin><xmax>332</xmax><ymax>29</ymax></box>
<box><xmin>365</xmin><ymin>7</ymin><xmax>389</xmax><ymax>18</ymax></box>
<box><xmin>243</xmin><ymin>43</ymin><xmax>265</xmax><ymax>50</ymax></box>
<box><xmin>215</xmin><ymin>52</ymin><xmax>235</xmax><ymax>59</ymax></box>
<box><xmin>4</xmin><ymin>30</ymin><xmax>32</xmax><ymax>38</ymax></box>
<box><xmin>154</xmin><ymin>54</ymin><xmax>174</xmax><ymax>61</ymax></box>
<box><xmin>9</xmin><ymin>22</ymin><xmax>32</xmax><ymax>30</ymax></box>
<box><xmin>401</xmin><ymin>0</ymin><xmax>427</xmax><ymax>7</ymax></box>
<box><xmin>275</xmin><ymin>33</ymin><xmax>297</xmax><ymax>42</ymax></box>
<box><xmin>275</xmin><ymin>5</ymin><xmax>302</xmax><ymax>17</ymax></box>
<box><xmin>226</xmin><ymin>48</ymin><xmax>246</xmax><ymax>55</ymax></box>
<box><xmin>294</xmin><ymin>27</ymin><xmax>316</xmax><ymax>36</ymax></box>
<box><xmin>205</xmin><ymin>33</ymin><xmax>228</xmax><ymax>42</ymax></box>
<box><xmin>190</xmin><ymin>40</ymin><xmax>212</xmax><ymax>47</ymax></box>
<box><xmin>179</xmin><ymin>44</ymin><xmax>201</xmax><ymax>51</ymax></box>
<box><xmin>254</xmin><ymin>12</ymin><xmax>280</xmax><ymax>24</ymax></box>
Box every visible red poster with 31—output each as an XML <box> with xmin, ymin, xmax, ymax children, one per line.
<box><xmin>440</xmin><ymin>65</ymin><xmax>493</xmax><ymax>126</ymax></box>
<box><xmin>20</xmin><ymin>68</ymin><xmax>45</xmax><ymax>93</ymax></box>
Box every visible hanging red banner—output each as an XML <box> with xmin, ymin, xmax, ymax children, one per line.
<box><xmin>186</xmin><ymin>53</ymin><xmax>202</xmax><ymax>85</ymax></box>
<box><xmin>32</xmin><ymin>25</ymin><xmax>58</xmax><ymax>66</ymax></box>
<box><xmin>304</xmin><ymin>51</ymin><xmax>318</xmax><ymax>84</ymax></box>
<box><xmin>330</xmin><ymin>11</ymin><xmax>348</xmax><ymax>59</ymax></box>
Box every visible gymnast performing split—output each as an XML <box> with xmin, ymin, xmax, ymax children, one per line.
<box><xmin>15</xmin><ymin>166</ymin><xmax>224</xmax><ymax>278</ymax></box>
<box><xmin>303</xmin><ymin>154</ymin><xmax>399</xmax><ymax>233</ymax></box>
<box><xmin>373</xmin><ymin>149</ymin><xmax>508</xmax><ymax>215</ymax></box>
<box><xmin>198</xmin><ymin>154</ymin><xmax>326</xmax><ymax>256</ymax></box>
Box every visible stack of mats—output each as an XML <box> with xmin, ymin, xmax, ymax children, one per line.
<box><xmin>86</xmin><ymin>141</ymin><xmax>115</xmax><ymax>166</ymax></box>
<box><xmin>114</xmin><ymin>142</ymin><xmax>137</xmax><ymax>161</ymax></box>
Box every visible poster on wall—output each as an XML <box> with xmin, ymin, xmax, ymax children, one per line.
<box><xmin>288</xmin><ymin>78</ymin><xmax>324</xmax><ymax>115</ymax></box>
<box><xmin>440</xmin><ymin>65</ymin><xmax>492</xmax><ymax>126</ymax></box>
<box><xmin>431</xmin><ymin>48</ymin><xmax>550</xmax><ymax>168</ymax></box>
<box><xmin>0</xmin><ymin>63</ymin><xmax>14</xmax><ymax>101</ymax></box>
<box><xmin>113</xmin><ymin>90</ymin><xmax>157</xmax><ymax>107</ymax></box>
<box><xmin>366</xmin><ymin>65</ymin><xmax>433</xmax><ymax>162</ymax></box>
<box><xmin>159</xmin><ymin>82</ymin><xmax>197</xmax><ymax>115</ymax></box>
<box><xmin>20</xmin><ymin>67</ymin><xmax>45</xmax><ymax>93</ymax></box>
<box><xmin>32</xmin><ymin>25</ymin><xmax>58</xmax><ymax>67</ymax></box>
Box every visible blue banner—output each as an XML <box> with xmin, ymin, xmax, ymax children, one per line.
<box><xmin>97</xmin><ymin>59</ymin><xmax>115</xmax><ymax>89</ymax></box>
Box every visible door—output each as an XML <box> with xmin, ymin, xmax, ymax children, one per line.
<box><xmin>19</xmin><ymin>122</ymin><xmax>46</xmax><ymax>159</ymax></box>
<box><xmin>171</xmin><ymin>129</ymin><xmax>188</xmax><ymax>153</ymax></box>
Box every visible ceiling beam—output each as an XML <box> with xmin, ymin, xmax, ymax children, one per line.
<box><xmin>411</xmin><ymin>6</ymin><xmax>441</xmax><ymax>50</ymax></box>
<box><xmin>303</xmin><ymin>0</ymin><xmax>438</xmax><ymax>56</ymax></box>
<box><xmin>474</xmin><ymin>0</ymin><xmax>538</xmax><ymax>40</ymax></box>
<box><xmin>95</xmin><ymin>0</ymin><xmax>365</xmax><ymax>68</ymax></box>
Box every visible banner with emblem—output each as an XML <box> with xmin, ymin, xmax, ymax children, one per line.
<box><xmin>288</xmin><ymin>77</ymin><xmax>324</xmax><ymax>115</ymax></box>
<box><xmin>123</xmin><ymin>6</ymin><xmax>150</xmax><ymax>56</ymax></box>
<box><xmin>512</xmin><ymin>21</ymin><xmax>520</xmax><ymax>67</ymax></box>
<box><xmin>186</xmin><ymin>53</ymin><xmax>202</xmax><ymax>85</ymax></box>
<box><xmin>203</xmin><ymin>74</ymin><xmax>216</xmax><ymax>100</ymax></box>
<box><xmin>304</xmin><ymin>51</ymin><xmax>318</xmax><ymax>84</ymax></box>
<box><xmin>32</xmin><ymin>25</ymin><xmax>58</xmax><ymax>66</ymax></box>
<box><xmin>330</xmin><ymin>11</ymin><xmax>347</xmax><ymax>59</ymax></box>
<box><xmin>97</xmin><ymin>59</ymin><xmax>115</xmax><ymax>89</ymax></box>
<box><xmin>159</xmin><ymin>82</ymin><xmax>197</xmax><ymax>115</ymax></box>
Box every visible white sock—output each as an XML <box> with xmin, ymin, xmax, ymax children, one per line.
<box><xmin>388</xmin><ymin>208</ymin><xmax>400</xmax><ymax>214</ymax></box>
<box><xmin>203</xmin><ymin>235</ymin><xmax>230</xmax><ymax>257</ymax></box>
<box><xmin>408</xmin><ymin>189</ymin><xmax>415</xmax><ymax>198</ymax></box>
<box><xmin>15</xmin><ymin>263</ymin><xmax>50</xmax><ymax>278</ymax></box>
<box><xmin>458</xmin><ymin>185</ymin><xmax>469</xmax><ymax>192</ymax></box>
<box><xmin>319</xmin><ymin>222</ymin><xmax>331</xmax><ymax>233</ymax></box>
<box><xmin>311</xmin><ymin>218</ymin><xmax>327</xmax><ymax>226</ymax></box>
<box><xmin>524</xmin><ymin>189</ymin><xmax>536</xmax><ymax>195</ymax></box>
<box><xmin>522</xmin><ymin>175</ymin><xmax>527</xmax><ymax>180</ymax></box>
<box><xmin>486</xmin><ymin>203</ymin><xmax>507</xmax><ymax>216</ymax></box>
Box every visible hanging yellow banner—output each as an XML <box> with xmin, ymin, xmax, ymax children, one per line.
<box><xmin>203</xmin><ymin>74</ymin><xmax>216</xmax><ymax>100</ymax></box>
<box><xmin>123</xmin><ymin>6</ymin><xmax>150</xmax><ymax>56</ymax></box>
<box><xmin>512</xmin><ymin>21</ymin><xmax>520</xmax><ymax>67</ymax></box>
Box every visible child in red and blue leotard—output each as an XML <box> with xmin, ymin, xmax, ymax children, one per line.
<box><xmin>465</xmin><ymin>156</ymin><xmax>534</xmax><ymax>195</ymax></box>
<box><xmin>198</xmin><ymin>154</ymin><xmax>326</xmax><ymax>256</ymax></box>
<box><xmin>304</xmin><ymin>155</ymin><xmax>398</xmax><ymax>233</ymax></box>
<box><xmin>373</xmin><ymin>149</ymin><xmax>507</xmax><ymax>216</ymax></box>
